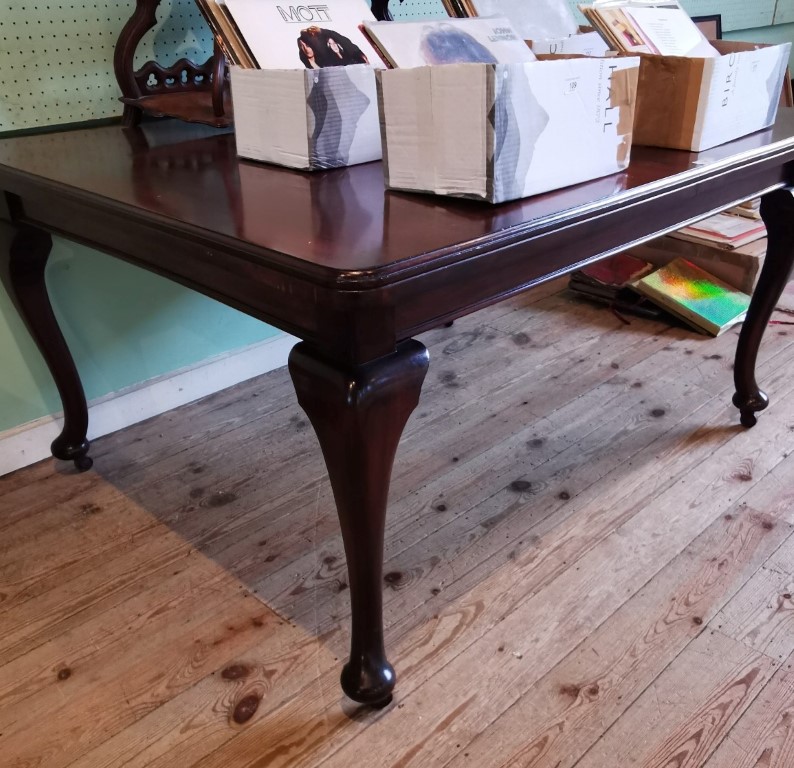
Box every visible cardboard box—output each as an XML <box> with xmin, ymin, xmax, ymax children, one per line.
<box><xmin>633</xmin><ymin>40</ymin><xmax>791</xmax><ymax>152</ymax></box>
<box><xmin>528</xmin><ymin>29</ymin><xmax>610</xmax><ymax>57</ymax></box>
<box><xmin>376</xmin><ymin>57</ymin><xmax>639</xmax><ymax>204</ymax></box>
<box><xmin>230</xmin><ymin>64</ymin><xmax>381</xmax><ymax>170</ymax></box>
<box><xmin>628</xmin><ymin>234</ymin><xmax>766</xmax><ymax>293</ymax></box>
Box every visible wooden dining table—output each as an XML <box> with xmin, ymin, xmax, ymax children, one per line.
<box><xmin>2</xmin><ymin>114</ymin><xmax>793</xmax><ymax>706</ymax></box>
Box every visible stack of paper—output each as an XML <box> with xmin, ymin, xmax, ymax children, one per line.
<box><xmin>728</xmin><ymin>199</ymin><xmax>762</xmax><ymax>220</ymax></box>
<box><xmin>580</xmin><ymin>0</ymin><xmax>720</xmax><ymax>58</ymax></box>
<box><xmin>671</xmin><ymin>212</ymin><xmax>767</xmax><ymax>250</ymax></box>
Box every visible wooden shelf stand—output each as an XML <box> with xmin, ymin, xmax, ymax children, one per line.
<box><xmin>114</xmin><ymin>0</ymin><xmax>232</xmax><ymax>127</ymax></box>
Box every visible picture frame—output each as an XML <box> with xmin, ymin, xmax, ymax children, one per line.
<box><xmin>691</xmin><ymin>14</ymin><xmax>723</xmax><ymax>41</ymax></box>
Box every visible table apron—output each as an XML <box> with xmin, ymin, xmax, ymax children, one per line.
<box><xmin>391</xmin><ymin>160</ymin><xmax>793</xmax><ymax>339</ymax></box>
<box><xmin>5</xmin><ymin>188</ymin><xmax>400</xmax><ymax>363</ymax></box>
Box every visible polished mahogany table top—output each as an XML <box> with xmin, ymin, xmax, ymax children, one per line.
<box><xmin>4</xmin><ymin>114</ymin><xmax>794</xmax><ymax>707</ymax></box>
<box><xmin>3</xmin><ymin>115</ymin><xmax>794</xmax><ymax>364</ymax></box>
<box><xmin>1</xmin><ymin>116</ymin><xmax>794</xmax><ymax>279</ymax></box>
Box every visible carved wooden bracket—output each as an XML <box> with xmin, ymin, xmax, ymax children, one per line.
<box><xmin>114</xmin><ymin>0</ymin><xmax>231</xmax><ymax>127</ymax></box>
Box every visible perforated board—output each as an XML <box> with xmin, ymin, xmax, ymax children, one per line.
<box><xmin>2</xmin><ymin>1</ymin><xmax>791</xmax><ymax>133</ymax></box>
<box><xmin>572</xmin><ymin>1</ymin><xmax>777</xmax><ymax>32</ymax></box>
<box><xmin>388</xmin><ymin>0</ymin><xmax>449</xmax><ymax>20</ymax></box>
<box><xmin>0</xmin><ymin>0</ymin><xmax>213</xmax><ymax>132</ymax></box>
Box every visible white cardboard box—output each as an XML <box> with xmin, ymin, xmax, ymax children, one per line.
<box><xmin>529</xmin><ymin>30</ymin><xmax>609</xmax><ymax>57</ymax></box>
<box><xmin>633</xmin><ymin>40</ymin><xmax>791</xmax><ymax>151</ymax></box>
<box><xmin>230</xmin><ymin>64</ymin><xmax>381</xmax><ymax>170</ymax></box>
<box><xmin>376</xmin><ymin>57</ymin><xmax>639</xmax><ymax>204</ymax></box>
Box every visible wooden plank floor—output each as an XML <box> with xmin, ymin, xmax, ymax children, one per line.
<box><xmin>3</xmin><ymin>279</ymin><xmax>794</xmax><ymax>767</ymax></box>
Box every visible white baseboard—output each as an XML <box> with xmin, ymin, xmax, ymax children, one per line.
<box><xmin>0</xmin><ymin>333</ymin><xmax>297</xmax><ymax>477</ymax></box>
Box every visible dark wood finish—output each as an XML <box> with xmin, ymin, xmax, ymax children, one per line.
<box><xmin>7</xmin><ymin>226</ymin><xmax>91</xmax><ymax>471</ymax></box>
<box><xmin>114</xmin><ymin>0</ymin><xmax>229</xmax><ymax>127</ymax></box>
<box><xmin>288</xmin><ymin>340</ymin><xmax>429</xmax><ymax>705</ymax></box>
<box><xmin>734</xmin><ymin>188</ymin><xmax>794</xmax><ymax>426</ymax></box>
<box><xmin>2</xmin><ymin>115</ymin><xmax>794</xmax><ymax>703</ymax></box>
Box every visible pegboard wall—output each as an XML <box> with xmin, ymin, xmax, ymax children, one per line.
<box><xmin>0</xmin><ymin>0</ymin><xmax>213</xmax><ymax>132</ymax></box>
<box><xmin>388</xmin><ymin>0</ymin><xmax>448</xmax><ymax>20</ymax></box>
<box><xmin>2</xmin><ymin>0</ymin><xmax>791</xmax><ymax>133</ymax></box>
<box><xmin>0</xmin><ymin>0</ymin><xmax>448</xmax><ymax>132</ymax></box>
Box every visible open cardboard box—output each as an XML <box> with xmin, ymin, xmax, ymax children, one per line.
<box><xmin>632</xmin><ymin>40</ymin><xmax>791</xmax><ymax>152</ymax></box>
<box><xmin>230</xmin><ymin>64</ymin><xmax>381</xmax><ymax>171</ymax></box>
<box><xmin>376</xmin><ymin>56</ymin><xmax>639</xmax><ymax>204</ymax></box>
<box><xmin>528</xmin><ymin>25</ymin><xmax>610</xmax><ymax>57</ymax></box>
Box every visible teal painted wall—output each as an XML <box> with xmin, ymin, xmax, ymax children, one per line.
<box><xmin>0</xmin><ymin>225</ymin><xmax>281</xmax><ymax>431</ymax></box>
<box><xmin>725</xmin><ymin>22</ymin><xmax>794</xmax><ymax>66</ymax></box>
<box><xmin>0</xmin><ymin>1</ymin><xmax>281</xmax><ymax>435</ymax></box>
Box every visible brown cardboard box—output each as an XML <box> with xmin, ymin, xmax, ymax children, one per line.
<box><xmin>632</xmin><ymin>40</ymin><xmax>791</xmax><ymax>151</ymax></box>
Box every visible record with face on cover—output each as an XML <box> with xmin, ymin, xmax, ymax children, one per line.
<box><xmin>223</xmin><ymin>0</ymin><xmax>383</xmax><ymax>69</ymax></box>
<box><xmin>361</xmin><ymin>16</ymin><xmax>536</xmax><ymax>68</ymax></box>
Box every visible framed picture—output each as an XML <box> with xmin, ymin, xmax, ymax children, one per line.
<box><xmin>691</xmin><ymin>14</ymin><xmax>722</xmax><ymax>40</ymax></box>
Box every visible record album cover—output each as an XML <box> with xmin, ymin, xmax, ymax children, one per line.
<box><xmin>362</xmin><ymin>17</ymin><xmax>536</xmax><ymax>68</ymax></box>
<box><xmin>224</xmin><ymin>0</ymin><xmax>382</xmax><ymax>70</ymax></box>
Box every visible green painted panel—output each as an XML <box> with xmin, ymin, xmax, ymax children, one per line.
<box><xmin>0</xmin><ymin>3</ymin><xmax>281</xmax><ymax>436</ymax></box>
<box><xmin>0</xmin><ymin>225</ymin><xmax>280</xmax><ymax>431</ymax></box>
<box><xmin>725</xmin><ymin>22</ymin><xmax>794</xmax><ymax>66</ymax></box>
<box><xmin>776</xmin><ymin>1</ymin><xmax>794</xmax><ymax>26</ymax></box>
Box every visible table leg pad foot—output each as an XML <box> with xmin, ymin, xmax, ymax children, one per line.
<box><xmin>732</xmin><ymin>391</ymin><xmax>768</xmax><ymax>428</ymax></box>
<box><xmin>341</xmin><ymin>659</ymin><xmax>395</xmax><ymax>706</ymax></box>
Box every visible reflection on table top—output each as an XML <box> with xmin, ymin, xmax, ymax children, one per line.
<box><xmin>1</xmin><ymin>112</ymin><xmax>794</xmax><ymax>273</ymax></box>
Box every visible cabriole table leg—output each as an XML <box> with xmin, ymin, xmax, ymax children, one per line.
<box><xmin>8</xmin><ymin>226</ymin><xmax>92</xmax><ymax>470</ymax></box>
<box><xmin>288</xmin><ymin>339</ymin><xmax>429</xmax><ymax>706</ymax></box>
<box><xmin>734</xmin><ymin>187</ymin><xmax>794</xmax><ymax>427</ymax></box>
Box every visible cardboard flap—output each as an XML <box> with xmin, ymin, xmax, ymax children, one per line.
<box><xmin>633</xmin><ymin>54</ymin><xmax>706</xmax><ymax>150</ymax></box>
<box><xmin>231</xmin><ymin>68</ymin><xmax>311</xmax><ymax>168</ymax></box>
<box><xmin>304</xmin><ymin>65</ymin><xmax>380</xmax><ymax>170</ymax></box>
<box><xmin>231</xmin><ymin>64</ymin><xmax>380</xmax><ymax>171</ymax></box>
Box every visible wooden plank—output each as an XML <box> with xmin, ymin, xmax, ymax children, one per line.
<box><xmin>703</xmin><ymin>647</ymin><xmax>794</xmax><ymax>767</ymax></box>
<box><xmin>0</xmin><ymin>293</ymin><xmax>677</xmax><ymax>658</ymax></box>
<box><xmin>714</xmin><ymin>566</ymin><xmax>794</xmax><ymax>661</ymax></box>
<box><xmin>0</xmin><ymin>558</ymin><xmax>324</xmax><ymax>768</ymax></box>
<box><xmin>180</xmin><ymin>340</ymin><xmax>794</xmax><ymax>768</ymax></box>
<box><xmin>4</xmin><ymin>283</ymin><xmax>794</xmax><ymax>767</ymax></box>
<box><xmin>443</xmin><ymin>455</ymin><xmax>794</xmax><ymax>768</ymax></box>
<box><xmin>254</xmin><ymin>324</ymin><xmax>794</xmax><ymax>646</ymax></box>
<box><xmin>80</xmin><ymin>324</ymin><xmax>792</xmax><ymax>765</ymax></box>
<box><xmin>573</xmin><ymin>630</ymin><xmax>777</xmax><ymax>768</ymax></box>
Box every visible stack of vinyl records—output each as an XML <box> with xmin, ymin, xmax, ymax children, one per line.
<box><xmin>568</xmin><ymin>253</ymin><xmax>666</xmax><ymax>320</ymax></box>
